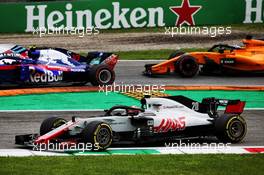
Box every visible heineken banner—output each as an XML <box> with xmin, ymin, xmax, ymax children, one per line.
<box><xmin>0</xmin><ymin>0</ymin><xmax>263</xmax><ymax>33</ymax></box>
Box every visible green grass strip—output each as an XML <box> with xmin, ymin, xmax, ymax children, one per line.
<box><xmin>115</xmin><ymin>48</ymin><xmax>207</xmax><ymax>60</ymax></box>
<box><xmin>0</xmin><ymin>90</ymin><xmax>263</xmax><ymax>110</ymax></box>
<box><xmin>0</xmin><ymin>155</ymin><xmax>263</xmax><ymax>175</ymax></box>
<box><xmin>0</xmin><ymin>92</ymin><xmax>138</xmax><ymax>110</ymax></box>
<box><xmin>80</xmin><ymin>48</ymin><xmax>207</xmax><ymax>60</ymax></box>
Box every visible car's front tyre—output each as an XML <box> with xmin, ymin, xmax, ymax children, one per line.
<box><xmin>175</xmin><ymin>55</ymin><xmax>199</xmax><ymax>77</ymax></box>
<box><xmin>40</xmin><ymin>117</ymin><xmax>67</xmax><ymax>136</ymax></box>
<box><xmin>81</xmin><ymin>121</ymin><xmax>113</xmax><ymax>150</ymax></box>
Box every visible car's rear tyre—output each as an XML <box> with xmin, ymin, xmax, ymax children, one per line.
<box><xmin>175</xmin><ymin>55</ymin><xmax>199</xmax><ymax>77</ymax></box>
<box><xmin>215</xmin><ymin>114</ymin><xmax>247</xmax><ymax>143</ymax></box>
<box><xmin>89</xmin><ymin>64</ymin><xmax>115</xmax><ymax>86</ymax></box>
<box><xmin>40</xmin><ymin>117</ymin><xmax>67</xmax><ymax>136</ymax></box>
<box><xmin>81</xmin><ymin>121</ymin><xmax>113</xmax><ymax>150</ymax></box>
<box><xmin>168</xmin><ymin>50</ymin><xmax>185</xmax><ymax>59</ymax></box>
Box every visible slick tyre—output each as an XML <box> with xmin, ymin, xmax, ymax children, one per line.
<box><xmin>175</xmin><ymin>55</ymin><xmax>199</xmax><ymax>77</ymax></box>
<box><xmin>40</xmin><ymin>117</ymin><xmax>67</xmax><ymax>136</ymax></box>
<box><xmin>168</xmin><ymin>50</ymin><xmax>185</xmax><ymax>59</ymax></box>
<box><xmin>89</xmin><ymin>64</ymin><xmax>115</xmax><ymax>86</ymax></box>
<box><xmin>215</xmin><ymin>114</ymin><xmax>247</xmax><ymax>143</ymax></box>
<box><xmin>81</xmin><ymin>121</ymin><xmax>113</xmax><ymax>150</ymax></box>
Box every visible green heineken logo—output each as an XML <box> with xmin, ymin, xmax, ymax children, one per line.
<box><xmin>0</xmin><ymin>0</ymin><xmax>259</xmax><ymax>33</ymax></box>
<box><xmin>25</xmin><ymin>2</ymin><xmax>165</xmax><ymax>31</ymax></box>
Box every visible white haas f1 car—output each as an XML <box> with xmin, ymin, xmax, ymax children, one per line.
<box><xmin>16</xmin><ymin>95</ymin><xmax>247</xmax><ymax>150</ymax></box>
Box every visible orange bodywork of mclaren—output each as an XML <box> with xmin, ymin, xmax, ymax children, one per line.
<box><xmin>147</xmin><ymin>38</ymin><xmax>264</xmax><ymax>77</ymax></box>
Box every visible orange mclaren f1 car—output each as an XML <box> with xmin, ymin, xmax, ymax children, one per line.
<box><xmin>144</xmin><ymin>36</ymin><xmax>264</xmax><ymax>77</ymax></box>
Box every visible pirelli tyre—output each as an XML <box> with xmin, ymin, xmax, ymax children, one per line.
<box><xmin>175</xmin><ymin>55</ymin><xmax>199</xmax><ymax>77</ymax></box>
<box><xmin>81</xmin><ymin>121</ymin><xmax>113</xmax><ymax>150</ymax></box>
<box><xmin>89</xmin><ymin>64</ymin><xmax>115</xmax><ymax>86</ymax></box>
<box><xmin>40</xmin><ymin>117</ymin><xmax>67</xmax><ymax>136</ymax></box>
<box><xmin>168</xmin><ymin>50</ymin><xmax>185</xmax><ymax>59</ymax></box>
<box><xmin>215</xmin><ymin>114</ymin><xmax>247</xmax><ymax>143</ymax></box>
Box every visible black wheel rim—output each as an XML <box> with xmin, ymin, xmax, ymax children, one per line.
<box><xmin>98</xmin><ymin>69</ymin><xmax>111</xmax><ymax>84</ymax></box>
<box><xmin>183</xmin><ymin>59</ymin><xmax>197</xmax><ymax>71</ymax></box>
<box><xmin>96</xmin><ymin>127</ymin><xmax>111</xmax><ymax>145</ymax></box>
<box><xmin>229</xmin><ymin>120</ymin><xmax>244</xmax><ymax>138</ymax></box>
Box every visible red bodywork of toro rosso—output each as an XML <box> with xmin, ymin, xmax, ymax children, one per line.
<box><xmin>144</xmin><ymin>37</ymin><xmax>264</xmax><ymax>77</ymax></box>
<box><xmin>0</xmin><ymin>45</ymin><xmax>118</xmax><ymax>86</ymax></box>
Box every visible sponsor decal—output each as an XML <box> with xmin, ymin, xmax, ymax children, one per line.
<box><xmin>70</xmin><ymin>68</ymin><xmax>86</xmax><ymax>72</ymax></box>
<box><xmin>46</xmin><ymin>66</ymin><xmax>70</xmax><ymax>72</ymax></box>
<box><xmin>154</xmin><ymin>117</ymin><xmax>186</xmax><ymax>133</ymax></box>
<box><xmin>163</xmin><ymin>105</ymin><xmax>184</xmax><ymax>109</ymax></box>
<box><xmin>220</xmin><ymin>58</ymin><xmax>236</xmax><ymax>65</ymax></box>
<box><xmin>0</xmin><ymin>58</ymin><xmax>19</xmax><ymax>65</ymax></box>
<box><xmin>243</xmin><ymin>0</ymin><xmax>264</xmax><ymax>23</ymax></box>
<box><xmin>25</xmin><ymin>2</ymin><xmax>165</xmax><ymax>31</ymax></box>
<box><xmin>170</xmin><ymin>0</ymin><xmax>202</xmax><ymax>26</ymax></box>
<box><xmin>0</xmin><ymin>53</ymin><xmax>21</xmax><ymax>58</ymax></box>
<box><xmin>30</xmin><ymin>70</ymin><xmax>63</xmax><ymax>83</ymax></box>
<box><xmin>0</xmin><ymin>0</ymin><xmax>263</xmax><ymax>33</ymax></box>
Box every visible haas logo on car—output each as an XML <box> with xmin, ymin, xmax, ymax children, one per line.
<box><xmin>30</xmin><ymin>70</ymin><xmax>63</xmax><ymax>83</ymax></box>
<box><xmin>154</xmin><ymin>117</ymin><xmax>186</xmax><ymax>133</ymax></box>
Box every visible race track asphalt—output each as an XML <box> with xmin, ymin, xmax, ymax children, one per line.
<box><xmin>0</xmin><ymin>110</ymin><xmax>263</xmax><ymax>149</ymax></box>
<box><xmin>0</xmin><ymin>60</ymin><xmax>263</xmax><ymax>149</ymax></box>
<box><xmin>115</xmin><ymin>61</ymin><xmax>264</xmax><ymax>86</ymax></box>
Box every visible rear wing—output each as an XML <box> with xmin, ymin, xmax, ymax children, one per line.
<box><xmin>201</xmin><ymin>98</ymin><xmax>245</xmax><ymax>117</ymax></box>
<box><xmin>225</xmin><ymin>100</ymin><xmax>245</xmax><ymax>114</ymax></box>
<box><xmin>160</xmin><ymin>96</ymin><xmax>245</xmax><ymax>118</ymax></box>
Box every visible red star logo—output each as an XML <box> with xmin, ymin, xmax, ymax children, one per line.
<box><xmin>170</xmin><ymin>0</ymin><xmax>202</xmax><ymax>26</ymax></box>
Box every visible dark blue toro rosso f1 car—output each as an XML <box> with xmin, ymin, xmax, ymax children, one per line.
<box><xmin>0</xmin><ymin>44</ymin><xmax>118</xmax><ymax>86</ymax></box>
